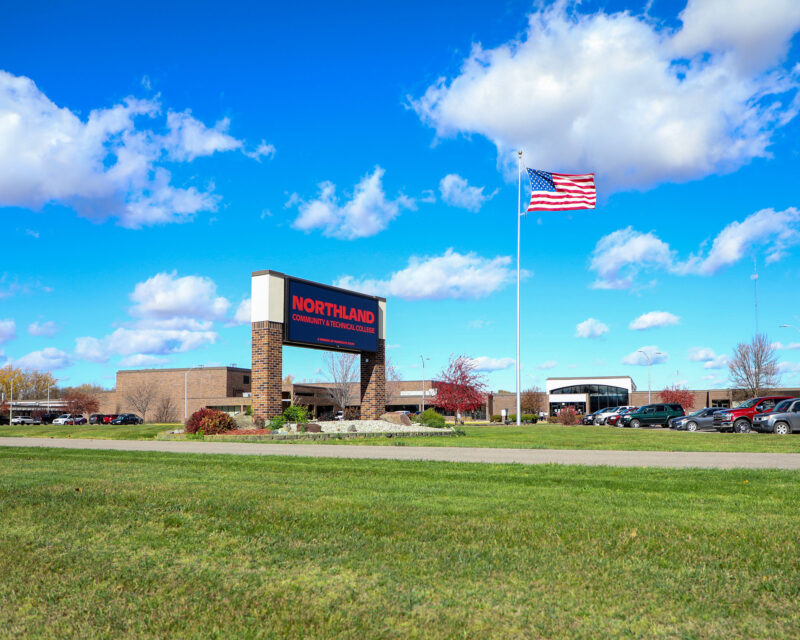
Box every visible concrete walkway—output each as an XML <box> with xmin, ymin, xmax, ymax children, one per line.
<box><xmin>3</xmin><ymin>437</ymin><xmax>800</xmax><ymax>469</ymax></box>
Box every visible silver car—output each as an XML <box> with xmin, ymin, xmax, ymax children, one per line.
<box><xmin>670</xmin><ymin>408</ymin><xmax>721</xmax><ymax>431</ymax></box>
<box><xmin>752</xmin><ymin>398</ymin><xmax>800</xmax><ymax>434</ymax></box>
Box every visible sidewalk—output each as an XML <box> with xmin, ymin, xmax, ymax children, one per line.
<box><xmin>3</xmin><ymin>437</ymin><xmax>800</xmax><ymax>469</ymax></box>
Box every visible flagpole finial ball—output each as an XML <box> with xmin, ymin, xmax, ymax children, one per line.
<box><xmin>518</xmin><ymin>150</ymin><xmax>522</xmax><ymax>157</ymax></box>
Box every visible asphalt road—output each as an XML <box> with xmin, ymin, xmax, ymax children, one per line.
<box><xmin>3</xmin><ymin>437</ymin><xmax>800</xmax><ymax>469</ymax></box>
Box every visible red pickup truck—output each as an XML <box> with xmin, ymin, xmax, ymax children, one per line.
<box><xmin>713</xmin><ymin>396</ymin><xmax>793</xmax><ymax>433</ymax></box>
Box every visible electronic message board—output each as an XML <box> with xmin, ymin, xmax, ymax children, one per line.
<box><xmin>284</xmin><ymin>278</ymin><xmax>379</xmax><ymax>353</ymax></box>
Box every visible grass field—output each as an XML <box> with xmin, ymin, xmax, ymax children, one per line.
<box><xmin>1</xmin><ymin>447</ymin><xmax>798</xmax><ymax>639</ymax></box>
<box><xmin>6</xmin><ymin>422</ymin><xmax>800</xmax><ymax>454</ymax></box>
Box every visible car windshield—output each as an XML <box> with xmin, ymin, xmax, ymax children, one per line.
<box><xmin>689</xmin><ymin>409</ymin><xmax>706</xmax><ymax>416</ymax></box>
<box><xmin>773</xmin><ymin>400</ymin><xmax>793</xmax><ymax>412</ymax></box>
<box><xmin>734</xmin><ymin>398</ymin><xmax>761</xmax><ymax>409</ymax></box>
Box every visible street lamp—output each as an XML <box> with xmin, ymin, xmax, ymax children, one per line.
<box><xmin>419</xmin><ymin>355</ymin><xmax>429</xmax><ymax>412</ymax></box>
<box><xmin>779</xmin><ymin>324</ymin><xmax>800</xmax><ymax>334</ymax></box>
<box><xmin>638</xmin><ymin>349</ymin><xmax>664</xmax><ymax>403</ymax></box>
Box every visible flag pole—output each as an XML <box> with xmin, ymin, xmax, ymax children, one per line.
<box><xmin>516</xmin><ymin>150</ymin><xmax>522</xmax><ymax>426</ymax></box>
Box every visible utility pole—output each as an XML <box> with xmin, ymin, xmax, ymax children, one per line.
<box><xmin>638</xmin><ymin>349</ymin><xmax>664</xmax><ymax>403</ymax></box>
<box><xmin>419</xmin><ymin>355</ymin><xmax>429</xmax><ymax>412</ymax></box>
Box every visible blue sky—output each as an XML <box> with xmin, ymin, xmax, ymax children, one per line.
<box><xmin>1</xmin><ymin>0</ymin><xmax>800</xmax><ymax>393</ymax></box>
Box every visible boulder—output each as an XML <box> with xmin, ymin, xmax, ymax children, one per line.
<box><xmin>380</xmin><ymin>411</ymin><xmax>412</xmax><ymax>427</ymax></box>
<box><xmin>305</xmin><ymin>423</ymin><xmax>322</xmax><ymax>433</ymax></box>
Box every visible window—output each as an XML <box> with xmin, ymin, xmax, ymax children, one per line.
<box><xmin>793</xmin><ymin>401</ymin><xmax>800</xmax><ymax>413</ymax></box>
<box><xmin>760</xmin><ymin>400</ymin><xmax>776</xmax><ymax>411</ymax></box>
<box><xmin>243</xmin><ymin>375</ymin><xmax>250</xmax><ymax>384</ymax></box>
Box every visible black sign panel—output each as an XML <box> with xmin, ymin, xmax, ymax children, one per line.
<box><xmin>284</xmin><ymin>278</ymin><xmax>379</xmax><ymax>352</ymax></box>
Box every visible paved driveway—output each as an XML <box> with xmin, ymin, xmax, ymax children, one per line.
<box><xmin>3</xmin><ymin>437</ymin><xmax>800</xmax><ymax>469</ymax></box>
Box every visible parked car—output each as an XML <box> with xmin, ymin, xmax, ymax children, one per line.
<box><xmin>40</xmin><ymin>412</ymin><xmax>61</xmax><ymax>424</ymax></box>
<box><xmin>52</xmin><ymin>414</ymin><xmax>86</xmax><ymax>425</ymax></box>
<box><xmin>582</xmin><ymin>409</ymin><xmax>603</xmax><ymax>425</ymax></box>
<box><xmin>102</xmin><ymin>414</ymin><xmax>119</xmax><ymax>424</ymax></box>
<box><xmin>713</xmin><ymin>396</ymin><xmax>793</xmax><ymax>433</ymax></box>
<box><xmin>670</xmin><ymin>407</ymin><xmax>721</xmax><ymax>431</ymax></box>
<box><xmin>10</xmin><ymin>415</ymin><xmax>41</xmax><ymax>425</ymax></box>
<box><xmin>596</xmin><ymin>406</ymin><xmax>635</xmax><ymax>425</ymax></box>
<box><xmin>110</xmin><ymin>413</ymin><xmax>142</xmax><ymax>425</ymax></box>
<box><xmin>751</xmin><ymin>398</ymin><xmax>800</xmax><ymax>434</ymax></box>
<box><xmin>89</xmin><ymin>413</ymin><xmax>106</xmax><ymax>424</ymax></box>
<box><xmin>0</xmin><ymin>414</ymin><xmax>8</xmax><ymax>425</ymax></box>
<box><xmin>620</xmin><ymin>403</ymin><xmax>685</xmax><ymax>428</ymax></box>
<box><xmin>607</xmin><ymin>407</ymin><xmax>638</xmax><ymax>426</ymax></box>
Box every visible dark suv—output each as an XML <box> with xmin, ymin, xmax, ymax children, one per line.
<box><xmin>620</xmin><ymin>403</ymin><xmax>684</xmax><ymax>428</ymax></box>
<box><xmin>110</xmin><ymin>413</ymin><xmax>142</xmax><ymax>425</ymax></box>
<box><xmin>89</xmin><ymin>414</ymin><xmax>105</xmax><ymax>424</ymax></box>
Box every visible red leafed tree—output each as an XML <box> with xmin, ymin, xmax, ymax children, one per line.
<box><xmin>63</xmin><ymin>391</ymin><xmax>99</xmax><ymax>419</ymax></box>
<box><xmin>431</xmin><ymin>355</ymin><xmax>487</xmax><ymax>420</ymax></box>
<box><xmin>659</xmin><ymin>385</ymin><xmax>694</xmax><ymax>411</ymax></box>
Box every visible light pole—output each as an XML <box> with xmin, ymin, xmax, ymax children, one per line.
<box><xmin>638</xmin><ymin>349</ymin><xmax>664</xmax><ymax>403</ymax></box>
<box><xmin>419</xmin><ymin>355</ymin><xmax>429</xmax><ymax>412</ymax></box>
<box><xmin>47</xmin><ymin>384</ymin><xmax>55</xmax><ymax>412</ymax></box>
<box><xmin>780</xmin><ymin>324</ymin><xmax>800</xmax><ymax>334</ymax></box>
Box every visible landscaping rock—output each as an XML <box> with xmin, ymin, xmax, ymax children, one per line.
<box><xmin>380</xmin><ymin>412</ymin><xmax>412</xmax><ymax>427</ymax></box>
<box><xmin>305</xmin><ymin>423</ymin><xmax>322</xmax><ymax>433</ymax></box>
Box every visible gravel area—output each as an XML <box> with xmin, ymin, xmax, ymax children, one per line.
<box><xmin>276</xmin><ymin>420</ymin><xmax>451</xmax><ymax>434</ymax></box>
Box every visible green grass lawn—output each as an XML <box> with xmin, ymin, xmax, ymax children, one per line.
<box><xmin>1</xmin><ymin>447</ymin><xmax>798</xmax><ymax>639</ymax></box>
<box><xmin>0</xmin><ymin>422</ymin><xmax>173</xmax><ymax>440</ymax></box>
<box><xmin>5</xmin><ymin>422</ymin><xmax>800</xmax><ymax>453</ymax></box>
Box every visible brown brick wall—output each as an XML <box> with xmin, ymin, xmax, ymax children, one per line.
<box><xmin>252</xmin><ymin>320</ymin><xmax>283</xmax><ymax>419</ymax></box>
<box><xmin>360</xmin><ymin>339</ymin><xmax>386</xmax><ymax>419</ymax></box>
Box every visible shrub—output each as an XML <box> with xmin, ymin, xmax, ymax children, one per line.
<box><xmin>268</xmin><ymin>415</ymin><xmax>286</xmax><ymax>430</ymax></box>
<box><xmin>283</xmin><ymin>405</ymin><xmax>308</xmax><ymax>425</ymax></box>
<box><xmin>245</xmin><ymin>405</ymin><xmax>252</xmax><ymax>416</ymax></box>
<box><xmin>557</xmin><ymin>406</ymin><xmax>579</xmax><ymax>426</ymax></box>
<box><xmin>343</xmin><ymin>407</ymin><xmax>359</xmax><ymax>420</ymax></box>
<box><xmin>418</xmin><ymin>408</ymin><xmax>446</xmax><ymax>428</ymax></box>
<box><xmin>253</xmin><ymin>415</ymin><xmax>265</xmax><ymax>429</ymax></box>
<box><xmin>507</xmin><ymin>413</ymin><xmax>541</xmax><ymax>424</ymax></box>
<box><xmin>490</xmin><ymin>414</ymin><xmax>502</xmax><ymax>423</ymax></box>
<box><xmin>185</xmin><ymin>408</ymin><xmax>236</xmax><ymax>435</ymax></box>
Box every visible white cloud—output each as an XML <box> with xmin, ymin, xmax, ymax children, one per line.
<box><xmin>677</xmin><ymin>208</ymin><xmax>800</xmax><ymax>274</ymax></box>
<box><xmin>778</xmin><ymin>361</ymin><xmax>800</xmax><ymax>373</ymax></box>
<box><xmin>0</xmin><ymin>70</ymin><xmax>270</xmax><ymax>227</ymax></box>
<box><xmin>130</xmin><ymin>271</ymin><xmax>230</xmax><ymax>322</ymax></box>
<box><xmin>591</xmin><ymin>208</ymin><xmax>800</xmax><ymax>288</ymax></box>
<box><xmin>290</xmin><ymin>167</ymin><xmax>415</xmax><ymax>239</ymax></box>
<box><xmin>703</xmin><ymin>355</ymin><xmax>730</xmax><ymax>370</ymax></box>
<box><xmin>590</xmin><ymin>228</ymin><xmax>674</xmax><ymax>290</ymax></box>
<box><xmin>28</xmin><ymin>320</ymin><xmax>59</xmax><ymax>337</ymax></box>
<box><xmin>629</xmin><ymin>311</ymin><xmax>680</xmax><ymax>331</ymax></box>
<box><xmin>439</xmin><ymin>174</ymin><xmax>496</xmax><ymax>212</ymax></box>
<box><xmin>469</xmin><ymin>356</ymin><xmax>515</xmax><ymax>371</ymax></box>
<box><xmin>412</xmin><ymin>4</ymin><xmax>799</xmax><ymax>192</ymax></box>
<box><xmin>672</xmin><ymin>0</ymin><xmax>800</xmax><ymax>73</ymax></box>
<box><xmin>773</xmin><ymin>341</ymin><xmax>800</xmax><ymax>350</ymax></box>
<box><xmin>15</xmin><ymin>347</ymin><xmax>71</xmax><ymax>371</ymax></box>
<box><xmin>688</xmin><ymin>347</ymin><xmax>717</xmax><ymax>362</ymax></box>
<box><xmin>0</xmin><ymin>319</ymin><xmax>16</xmax><ymax>344</ymax></box>
<box><xmin>621</xmin><ymin>346</ymin><xmax>669</xmax><ymax>366</ymax></box>
<box><xmin>335</xmin><ymin>248</ymin><xmax>516</xmax><ymax>300</ymax></box>
<box><xmin>118</xmin><ymin>354</ymin><xmax>170</xmax><ymax>368</ymax></box>
<box><xmin>575</xmin><ymin>318</ymin><xmax>609</xmax><ymax>338</ymax></box>
<box><xmin>468</xmin><ymin>319</ymin><xmax>491</xmax><ymax>329</ymax></box>
<box><xmin>232</xmin><ymin>298</ymin><xmax>251</xmax><ymax>325</ymax></box>
<box><xmin>75</xmin><ymin>327</ymin><xmax>218</xmax><ymax>363</ymax></box>
<box><xmin>536</xmin><ymin>360</ymin><xmax>558</xmax><ymax>370</ymax></box>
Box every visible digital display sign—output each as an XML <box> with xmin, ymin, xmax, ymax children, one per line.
<box><xmin>284</xmin><ymin>278</ymin><xmax>379</xmax><ymax>353</ymax></box>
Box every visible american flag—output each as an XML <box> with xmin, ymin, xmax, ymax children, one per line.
<box><xmin>527</xmin><ymin>168</ymin><xmax>596</xmax><ymax>211</ymax></box>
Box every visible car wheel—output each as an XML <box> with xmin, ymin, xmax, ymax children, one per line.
<box><xmin>774</xmin><ymin>421</ymin><xmax>790</xmax><ymax>435</ymax></box>
<box><xmin>631</xmin><ymin>419</ymin><xmax>641</xmax><ymax>429</ymax></box>
<box><xmin>686</xmin><ymin>421</ymin><xmax>698</xmax><ymax>432</ymax></box>
<box><xmin>734</xmin><ymin>419</ymin><xmax>751</xmax><ymax>433</ymax></box>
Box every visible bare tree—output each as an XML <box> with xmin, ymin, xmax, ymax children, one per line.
<box><xmin>385</xmin><ymin>357</ymin><xmax>402</xmax><ymax>407</ymax></box>
<box><xmin>322</xmin><ymin>352</ymin><xmax>359</xmax><ymax>412</ymax></box>
<box><xmin>125</xmin><ymin>381</ymin><xmax>157</xmax><ymax>423</ymax></box>
<box><xmin>152</xmin><ymin>395</ymin><xmax>178</xmax><ymax>423</ymax></box>
<box><xmin>728</xmin><ymin>333</ymin><xmax>781</xmax><ymax>397</ymax></box>
<box><xmin>520</xmin><ymin>385</ymin><xmax>547</xmax><ymax>414</ymax></box>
